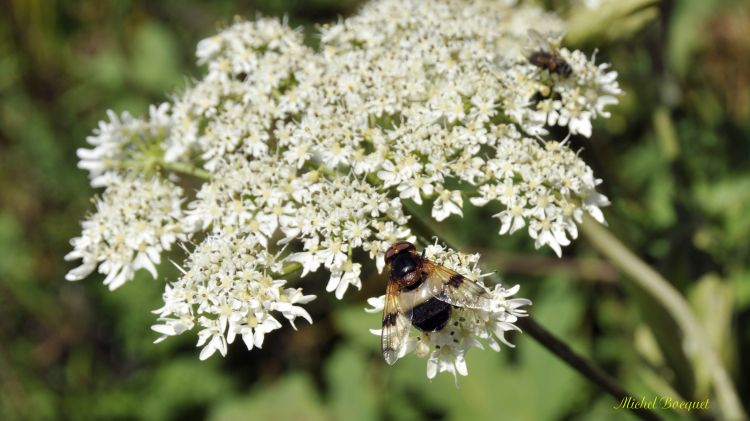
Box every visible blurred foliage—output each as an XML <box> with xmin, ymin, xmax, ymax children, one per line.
<box><xmin>1</xmin><ymin>0</ymin><xmax>748</xmax><ymax>420</ymax></box>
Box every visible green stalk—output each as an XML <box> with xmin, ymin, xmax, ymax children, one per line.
<box><xmin>580</xmin><ymin>215</ymin><xmax>746</xmax><ymax>421</ymax></box>
<box><xmin>276</xmin><ymin>262</ymin><xmax>302</xmax><ymax>279</ymax></box>
<box><xmin>159</xmin><ymin>160</ymin><xmax>211</xmax><ymax>180</ymax></box>
<box><xmin>105</xmin><ymin>158</ymin><xmax>212</xmax><ymax>181</ymax></box>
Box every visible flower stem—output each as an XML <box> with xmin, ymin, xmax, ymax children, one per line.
<box><xmin>400</xmin><ymin>202</ymin><xmax>661</xmax><ymax>420</ymax></box>
<box><xmin>276</xmin><ymin>262</ymin><xmax>302</xmax><ymax>279</ymax></box>
<box><xmin>106</xmin><ymin>158</ymin><xmax>212</xmax><ymax>180</ymax></box>
<box><xmin>158</xmin><ymin>160</ymin><xmax>212</xmax><ymax>180</ymax></box>
<box><xmin>580</xmin><ymin>215</ymin><xmax>746</xmax><ymax>421</ymax></box>
<box><xmin>517</xmin><ymin>317</ymin><xmax>662</xmax><ymax>421</ymax></box>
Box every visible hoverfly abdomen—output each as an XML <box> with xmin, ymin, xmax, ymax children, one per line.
<box><xmin>409</xmin><ymin>298</ymin><xmax>452</xmax><ymax>332</ymax></box>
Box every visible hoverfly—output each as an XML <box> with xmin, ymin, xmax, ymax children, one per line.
<box><xmin>380</xmin><ymin>241</ymin><xmax>493</xmax><ymax>365</ymax></box>
<box><xmin>527</xmin><ymin>29</ymin><xmax>572</xmax><ymax>78</ymax></box>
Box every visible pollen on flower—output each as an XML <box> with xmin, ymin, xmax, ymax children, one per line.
<box><xmin>68</xmin><ymin>0</ymin><xmax>619</xmax><ymax>361</ymax></box>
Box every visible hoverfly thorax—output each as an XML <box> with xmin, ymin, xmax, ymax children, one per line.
<box><xmin>385</xmin><ymin>241</ymin><xmax>422</xmax><ymax>287</ymax></box>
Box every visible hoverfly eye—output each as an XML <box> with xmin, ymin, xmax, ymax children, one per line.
<box><xmin>385</xmin><ymin>241</ymin><xmax>415</xmax><ymax>264</ymax></box>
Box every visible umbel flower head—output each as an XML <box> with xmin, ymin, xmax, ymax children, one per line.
<box><xmin>66</xmin><ymin>0</ymin><xmax>620</xmax><ymax>376</ymax></box>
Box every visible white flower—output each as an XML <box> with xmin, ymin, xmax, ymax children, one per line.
<box><xmin>227</xmin><ymin>312</ymin><xmax>283</xmax><ymax>351</ymax></box>
<box><xmin>397</xmin><ymin>174</ymin><xmax>435</xmax><ymax>205</ymax></box>
<box><xmin>318</xmin><ymin>239</ymin><xmax>348</xmax><ymax>269</ymax></box>
<box><xmin>432</xmin><ymin>188</ymin><xmax>464</xmax><ymax>221</ymax></box>
<box><xmin>196</xmin><ymin>317</ymin><xmax>228</xmax><ymax>360</ymax></box>
<box><xmin>272</xmin><ymin>288</ymin><xmax>316</xmax><ymax>329</ymax></box>
<box><xmin>495</xmin><ymin>197</ymin><xmax>528</xmax><ymax>235</ymax></box>
<box><xmin>327</xmin><ymin>261</ymin><xmax>363</xmax><ymax>299</ymax></box>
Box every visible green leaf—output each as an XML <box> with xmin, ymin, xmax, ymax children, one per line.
<box><xmin>131</xmin><ymin>23</ymin><xmax>181</xmax><ymax>93</ymax></box>
<box><xmin>618</xmin><ymin>139</ymin><xmax>675</xmax><ymax>229</ymax></box>
<box><xmin>653</xmin><ymin>107</ymin><xmax>680</xmax><ymax>161</ymax></box>
<box><xmin>144</xmin><ymin>358</ymin><xmax>235</xmax><ymax>421</ymax></box>
<box><xmin>565</xmin><ymin>0</ymin><xmax>658</xmax><ymax>45</ymax></box>
<box><xmin>728</xmin><ymin>270</ymin><xmax>750</xmax><ymax>309</ymax></box>
<box><xmin>333</xmin><ymin>303</ymin><xmax>382</xmax><ymax>352</ymax></box>
<box><xmin>325</xmin><ymin>346</ymin><xmax>379</xmax><ymax>421</ymax></box>
<box><xmin>668</xmin><ymin>0</ymin><xmax>719</xmax><ymax>78</ymax></box>
<box><xmin>627</xmin><ymin>282</ymin><xmax>696</xmax><ymax>399</ymax></box>
<box><xmin>688</xmin><ymin>274</ymin><xmax>735</xmax><ymax>398</ymax></box>
<box><xmin>209</xmin><ymin>373</ymin><xmax>328</xmax><ymax>421</ymax></box>
<box><xmin>0</xmin><ymin>212</ymin><xmax>33</xmax><ymax>282</ymax></box>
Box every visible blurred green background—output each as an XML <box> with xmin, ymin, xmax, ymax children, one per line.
<box><xmin>1</xmin><ymin>0</ymin><xmax>748</xmax><ymax>419</ymax></box>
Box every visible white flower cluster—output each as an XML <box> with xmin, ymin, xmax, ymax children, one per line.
<box><xmin>500</xmin><ymin>35</ymin><xmax>621</xmax><ymax>137</ymax></box>
<box><xmin>312</xmin><ymin>0</ymin><xmax>614</xmax><ymax>255</ymax></box>
<box><xmin>65</xmin><ymin>175</ymin><xmax>185</xmax><ymax>290</ymax></box>
<box><xmin>469</xmin><ymin>135</ymin><xmax>610</xmax><ymax>256</ymax></box>
<box><xmin>367</xmin><ymin>243</ymin><xmax>531</xmax><ymax>381</ymax></box>
<box><xmin>152</xmin><ymin>233</ymin><xmax>315</xmax><ymax>360</ymax></box>
<box><xmin>186</xmin><ymin>156</ymin><xmax>412</xmax><ymax>298</ymax></box>
<box><xmin>167</xmin><ymin>19</ymin><xmax>315</xmax><ymax>170</ymax></box>
<box><xmin>67</xmin><ymin>0</ymin><xmax>620</xmax><ymax>363</ymax></box>
<box><xmin>77</xmin><ymin>104</ymin><xmax>172</xmax><ymax>187</ymax></box>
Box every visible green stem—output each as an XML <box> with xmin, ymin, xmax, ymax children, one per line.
<box><xmin>580</xmin><ymin>215</ymin><xmax>746</xmax><ymax>421</ymax></box>
<box><xmin>105</xmin><ymin>158</ymin><xmax>212</xmax><ymax>180</ymax></box>
<box><xmin>159</xmin><ymin>160</ymin><xmax>211</xmax><ymax>180</ymax></box>
<box><xmin>276</xmin><ymin>262</ymin><xmax>302</xmax><ymax>279</ymax></box>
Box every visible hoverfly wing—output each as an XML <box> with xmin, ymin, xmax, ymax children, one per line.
<box><xmin>421</xmin><ymin>260</ymin><xmax>494</xmax><ymax>311</ymax></box>
<box><xmin>527</xmin><ymin>29</ymin><xmax>551</xmax><ymax>52</ymax></box>
<box><xmin>381</xmin><ymin>280</ymin><xmax>411</xmax><ymax>365</ymax></box>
